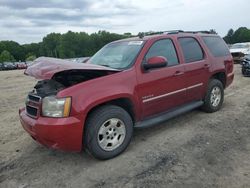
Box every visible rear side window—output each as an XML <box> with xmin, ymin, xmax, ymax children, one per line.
<box><xmin>178</xmin><ymin>37</ymin><xmax>204</xmax><ymax>63</ymax></box>
<box><xmin>202</xmin><ymin>36</ymin><xmax>230</xmax><ymax>57</ymax></box>
<box><xmin>145</xmin><ymin>39</ymin><xmax>179</xmax><ymax>66</ymax></box>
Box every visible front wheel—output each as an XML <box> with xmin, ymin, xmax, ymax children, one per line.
<box><xmin>84</xmin><ymin>105</ymin><xmax>133</xmax><ymax>160</ymax></box>
<box><xmin>202</xmin><ymin>79</ymin><xmax>224</xmax><ymax>113</ymax></box>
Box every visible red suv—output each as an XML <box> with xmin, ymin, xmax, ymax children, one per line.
<box><xmin>19</xmin><ymin>31</ymin><xmax>234</xmax><ymax>159</ymax></box>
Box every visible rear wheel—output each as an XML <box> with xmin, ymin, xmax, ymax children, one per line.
<box><xmin>202</xmin><ymin>79</ymin><xmax>224</xmax><ymax>113</ymax></box>
<box><xmin>84</xmin><ymin>105</ymin><xmax>133</xmax><ymax>160</ymax></box>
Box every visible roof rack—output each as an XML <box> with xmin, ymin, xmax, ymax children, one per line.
<box><xmin>163</xmin><ymin>30</ymin><xmax>184</xmax><ymax>34</ymax></box>
<box><xmin>182</xmin><ymin>30</ymin><xmax>213</xmax><ymax>34</ymax></box>
<box><xmin>138</xmin><ymin>30</ymin><xmax>214</xmax><ymax>38</ymax></box>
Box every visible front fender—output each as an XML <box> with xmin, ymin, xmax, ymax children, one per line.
<box><xmin>57</xmin><ymin>68</ymin><xmax>140</xmax><ymax>123</ymax></box>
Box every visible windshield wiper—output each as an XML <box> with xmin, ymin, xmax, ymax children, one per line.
<box><xmin>99</xmin><ymin>64</ymin><xmax>112</xmax><ymax>68</ymax></box>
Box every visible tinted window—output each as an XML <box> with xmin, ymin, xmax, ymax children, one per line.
<box><xmin>178</xmin><ymin>37</ymin><xmax>204</xmax><ymax>63</ymax></box>
<box><xmin>202</xmin><ymin>36</ymin><xmax>230</xmax><ymax>57</ymax></box>
<box><xmin>146</xmin><ymin>39</ymin><xmax>179</xmax><ymax>66</ymax></box>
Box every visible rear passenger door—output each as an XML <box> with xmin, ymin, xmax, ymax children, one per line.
<box><xmin>178</xmin><ymin>37</ymin><xmax>210</xmax><ymax>102</ymax></box>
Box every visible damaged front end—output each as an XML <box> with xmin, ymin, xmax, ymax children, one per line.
<box><xmin>33</xmin><ymin>69</ymin><xmax>115</xmax><ymax>97</ymax></box>
<box><xmin>24</xmin><ymin>57</ymin><xmax>120</xmax><ymax>118</ymax></box>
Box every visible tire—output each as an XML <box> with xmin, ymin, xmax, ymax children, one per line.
<box><xmin>202</xmin><ymin>79</ymin><xmax>224</xmax><ymax>113</ymax></box>
<box><xmin>84</xmin><ymin>105</ymin><xmax>133</xmax><ymax>160</ymax></box>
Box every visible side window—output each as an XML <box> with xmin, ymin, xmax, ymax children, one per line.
<box><xmin>145</xmin><ymin>39</ymin><xmax>179</xmax><ymax>66</ymax></box>
<box><xmin>178</xmin><ymin>37</ymin><xmax>204</xmax><ymax>63</ymax></box>
<box><xmin>202</xmin><ymin>36</ymin><xmax>230</xmax><ymax>57</ymax></box>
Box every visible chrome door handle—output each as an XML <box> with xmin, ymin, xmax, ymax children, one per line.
<box><xmin>204</xmin><ymin>64</ymin><xmax>210</xmax><ymax>68</ymax></box>
<box><xmin>174</xmin><ymin>71</ymin><xmax>184</xmax><ymax>76</ymax></box>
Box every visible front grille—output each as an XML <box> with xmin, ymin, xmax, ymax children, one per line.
<box><xmin>26</xmin><ymin>93</ymin><xmax>41</xmax><ymax>118</ymax></box>
<box><xmin>28</xmin><ymin>94</ymin><xmax>41</xmax><ymax>102</ymax></box>
<box><xmin>26</xmin><ymin>106</ymin><xmax>38</xmax><ymax>117</ymax></box>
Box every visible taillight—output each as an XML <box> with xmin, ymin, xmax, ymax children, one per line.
<box><xmin>224</xmin><ymin>59</ymin><xmax>233</xmax><ymax>73</ymax></box>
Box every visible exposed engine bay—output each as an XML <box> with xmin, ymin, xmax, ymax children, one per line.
<box><xmin>33</xmin><ymin>69</ymin><xmax>115</xmax><ymax>97</ymax></box>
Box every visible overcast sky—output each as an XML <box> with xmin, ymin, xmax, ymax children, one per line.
<box><xmin>0</xmin><ymin>0</ymin><xmax>249</xmax><ymax>44</ymax></box>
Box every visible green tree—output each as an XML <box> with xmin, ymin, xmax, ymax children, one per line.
<box><xmin>58</xmin><ymin>31</ymin><xmax>78</xmax><ymax>58</ymax></box>
<box><xmin>232</xmin><ymin>27</ymin><xmax>250</xmax><ymax>43</ymax></box>
<box><xmin>42</xmin><ymin>33</ymin><xmax>61</xmax><ymax>57</ymax></box>
<box><xmin>123</xmin><ymin>32</ymin><xmax>133</xmax><ymax>37</ymax></box>
<box><xmin>209</xmin><ymin>29</ymin><xmax>217</xmax><ymax>34</ymax></box>
<box><xmin>23</xmin><ymin>43</ymin><xmax>41</xmax><ymax>58</ymax></box>
<box><xmin>0</xmin><ymin>41</ymin><xmax>25</xmax><ymax>61</ymax></box>
<box><xmin>223</xmin><ymin>29</ymin><xmax>234</xmax><ymax>44</ymax></box>
<box><xmin>0</xmin><ymin>50</ymin><xmax>16</xmax><ymax>63</ymax></box>
<box><xmin>25</xmin><ymin>53</ymin><xmax>36</xmax><ymax>61</ymax></box>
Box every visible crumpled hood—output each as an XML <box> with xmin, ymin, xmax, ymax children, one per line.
<box><xmin>24</xmin><ymin>57</ymin><xmax>120</xmax><ymax>79</ymax></box>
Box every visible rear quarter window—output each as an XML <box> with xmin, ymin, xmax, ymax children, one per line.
<box><xmin>202</xmin><ymin>36</ymin><xmax>230</xmax><ymax>57</ymax></box>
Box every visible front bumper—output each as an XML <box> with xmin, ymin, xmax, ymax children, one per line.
<box><xmin>19</xmin><ymin>108</ymin><xmax>84</xmax><ymax>152</ymax></box>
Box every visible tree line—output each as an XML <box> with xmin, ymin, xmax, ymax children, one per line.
<box><xmin>0</xmin><ymin>27</ymin><xmax>250</xmax><ymax>63</ymax></box>
<box><xmin>0</xmin><ymin>31</ymin><xmax>132</xmax><ymax>63</ymax></box>
<box><xmin>223</xmin><ymin>27</ymin><xmax>250</xmax><ymax>44</ymax></box>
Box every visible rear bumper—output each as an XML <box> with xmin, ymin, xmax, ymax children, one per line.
<box><xmin>19</xmin><ymin>108</ymin><xmax>84</xmax><ymax>152</ymax></box>
<box><xmin>226</xmin><ymin>72</ymin><xmax>234</xmax><ymax>87</ymax></box>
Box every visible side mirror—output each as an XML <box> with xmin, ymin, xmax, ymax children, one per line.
<box><xmin>143</xmin><ymin>56</ymin><xmax>168</xmax><ymax>70</ymax></box>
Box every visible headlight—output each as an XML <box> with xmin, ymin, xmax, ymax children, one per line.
<box><xmin>42</xmin><ymin>96</ymin><xmax>71</xmax><ymax>117</ymax></box>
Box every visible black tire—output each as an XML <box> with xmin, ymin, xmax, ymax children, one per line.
<box><xmin>202</xmin><ymin>79</ymin><xmax>224</xmax><ymax>113</ymax></box>
<box><xmin>84</xmin><ymin>105</ymin><xmax>133</xmax><ymax>160</ymax></box>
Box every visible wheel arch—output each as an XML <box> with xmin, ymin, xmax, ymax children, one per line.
<box><xmin>211</xmin><ymin>71</ymin><xmax>226</xmax><ymax>88</ymax></box>
<box><xmin>84</xmin><ymin>96</ymin><xmax>137</xmax><ymax>124</ymax></box>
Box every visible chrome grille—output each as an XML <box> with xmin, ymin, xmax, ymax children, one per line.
<box><xmin>25</xmin><ymin>93</ymin><xmax>41</xmax><ymax>118</ymax></box>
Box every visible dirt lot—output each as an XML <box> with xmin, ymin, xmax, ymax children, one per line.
<box><xmin>0</xmin><ymin>65</ymin><xmax>249</xmax><ymax>188</ymax></box>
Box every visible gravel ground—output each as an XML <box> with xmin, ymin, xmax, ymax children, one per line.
<box><xmin>0</xmin><ymin>65</ymin><xmax>249</xmax><ymax>188</ymax></box>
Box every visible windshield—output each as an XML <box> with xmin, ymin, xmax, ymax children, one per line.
<box><xmin>89</xmin><ymin>41</ymin><xmax>144</xmax><ymax>69</ymax></box>
<box><xmin>231</xmin><ymin>44</ymin><xmax>248</xmax><ymax>49</ymax></box>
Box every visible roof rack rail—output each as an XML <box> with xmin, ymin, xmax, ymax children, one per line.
<box><xmin>182</xmin><ymin>30</ymin><xmax>213</xmax><ymax>34</ymax></box>
<box><xmin>137</xmin><ymin>30</ymin><xmax>214</xmax><ymax>38</ymax></box>
<box><xmin>163</xmin><ymin>30</ymin><xmax>184</xmax><ymax>34</ymax></box>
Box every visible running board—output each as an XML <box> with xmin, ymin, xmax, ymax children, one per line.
<box><xmin>135</xmin><ymin>101</ymin><xmax>204</xmax><ymax>129</ymax></box>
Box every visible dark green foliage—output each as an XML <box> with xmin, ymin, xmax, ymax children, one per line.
<box><xmin>0</xmin><ymin>41</ymin><xmax>25</xmax><ymax>61</ymax></box>
<box><xmin>0</xmin><ymin>50</ymin><xmax>16</xmax><ymax>63</ymax></box>
<box><xmin>209</xmin><ymin>29</ymin><xmax>217</xmax><ymax>34</ymax></box>
<box><xmin>223</xmin><ymin>27</ymin><xmax>250</xmax><ymax>44</ymax></box>
<box><xmin>26</xmin><ymin>54</ymin><xmax>36</xmax><ymax>61</ymax></box>
<box><xmin>0</xmin><ymin>30</ymin><xmax>129</xmax><ymax>62</ymax></box>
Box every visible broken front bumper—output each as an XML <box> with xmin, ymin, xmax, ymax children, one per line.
<box><xmin>19</xmin><ymin>108</ymin><xmax>84</xmax><ymax>152</ymax></box>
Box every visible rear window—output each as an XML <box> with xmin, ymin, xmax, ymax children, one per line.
<box><xmin>202</xmin><ymin>36</ymin><xmax>230</xmax><ymax>57</ymax></box>
<box><xmin>178</xmin><ymin>37</ymin><xmax>204</xmax><ymax>63</ymax></box>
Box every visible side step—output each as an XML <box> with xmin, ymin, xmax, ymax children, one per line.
<box><xmin>134</xmin><ymin>101</ymin><xmax>204</xmax><ymax>129</ymax></box>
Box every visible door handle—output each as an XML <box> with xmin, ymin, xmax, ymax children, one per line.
<box><xmin>203</xmin><ymin>64</ymin><xmax>210</xmax><ymax>68</ymax></box>
<box><xmin>174</xmin><ymin>71</ymin><xmax>184</xmax><ymax>76</ymax></box>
